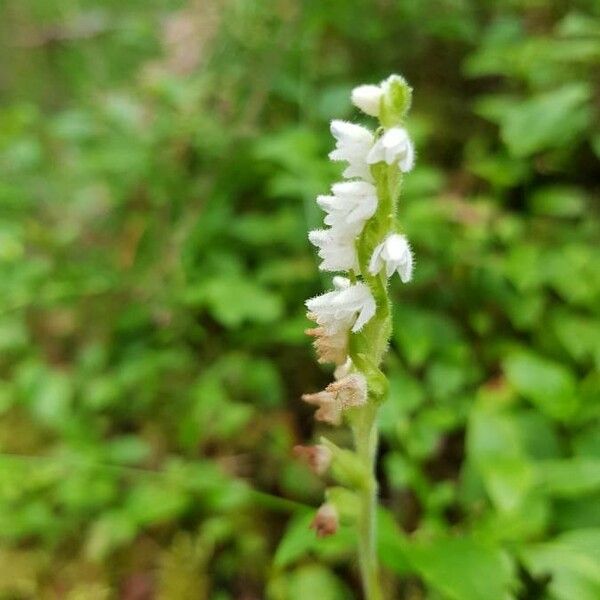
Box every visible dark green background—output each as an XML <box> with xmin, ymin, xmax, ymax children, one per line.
<box><xmin>0</xmin><ymin>1</ymin><xmax>599</xmax><ymax>598</ymax></box>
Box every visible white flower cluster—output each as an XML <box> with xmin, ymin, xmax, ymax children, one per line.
<box><xmin>303</xmin><ymin>75</ymin><xmax>416</xmax><ymax>425</ymax></box>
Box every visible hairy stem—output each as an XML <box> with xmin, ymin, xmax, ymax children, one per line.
<box><xmin>350</xmin><ymin>162</ymin><xmax>400</xmax><ymax>599</ymax></box>
<box><xmin>354</xmin><ymin>403</ymin><xmax>383</xmax><ymax>600</ymax></box>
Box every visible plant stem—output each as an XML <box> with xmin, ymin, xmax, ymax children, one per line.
<box><xmin>350</xmin><ymin>148</ymin><xmax>400</xmax><ymax>600</ymax></box>
<box><xmin>355</xmin><ymin>402</ymin><xmax>384</xmax><ymax>600</ymax></box>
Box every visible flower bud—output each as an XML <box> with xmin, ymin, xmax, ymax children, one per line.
<box><xmin>351</xmin><ymin>84</ymin><xmax>383</xmax><ymax>117</ymax></box>
<box><xmin>310</xmin><ymin>503</ymin><xmax>339</xmax><ymax>537</ymax></box>
<box><xmin>379</xmin><ymin>74</ymin><xmax>413</xmax><ymax>128</ymax></box>
<box><xmin>293</xmin><ymin>444</ymin><xmax>332</xmax><ymax>475</ymax></box>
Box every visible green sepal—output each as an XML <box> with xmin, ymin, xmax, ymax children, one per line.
<box><xmin>320</xmin><ymin>437</ymin><xmax>370</xmax><ymax>490</ymax></box>
<box><xmin>379</xmin><ymin>75</ymin><xmax>413</xmax><ymax>128</ymax></box>
<box><xmin>325</xmin><ymin>486</ymin><xmax>361</xmax><ymax>525</ymax></box>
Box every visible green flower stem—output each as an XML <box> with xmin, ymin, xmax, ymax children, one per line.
<box><xmin>349</xmin><ymin>162</ymin><xmax>400</xmax><ymax>600</ymax></box>
<box><xmin>354</xmin><ymin>402</ymin><xmax>383</xmax><ymax>600</ymax></box>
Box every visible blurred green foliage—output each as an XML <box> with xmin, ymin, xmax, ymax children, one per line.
<box><xmin>0</xmin><ymin>0</ymin><xmax>599</xmax><ymax>598</ymax></box>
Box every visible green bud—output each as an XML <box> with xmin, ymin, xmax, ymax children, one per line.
<box><xmin>320</xmin><ymin>437</ymin><xmax>370</xmax><ymax>490</ymax></box>
<box><xmin>379</xmin><ymin>74</ymin><xmax>413</xmax><ymax>128</ymax></box>
<box><xmin>325</xmin><ymin>486</ymin><xmax>361</xmax><ymax>525</ymax></box>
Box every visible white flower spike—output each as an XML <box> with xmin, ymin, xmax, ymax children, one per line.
<box><xmin>329</xmin><ymin>120</ymin><xmax>374</xmax><ymax>181</ymax></box>
<box><xmin>301</xmin><ymin>73</ymin><xmax>416</xmax><ymax>596</ymax></box>
<box><xmin>366</xmin><ymin>126</ymin><xmax>415</xmax><ymax>172</ymax></box>
<box><xmin>369</xmin><ymin>233</ymin><xmax>414</xmax><ymax>282</ymax></box>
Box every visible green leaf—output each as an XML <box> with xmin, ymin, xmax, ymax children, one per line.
<box><xmin>384</xmin><ymin>533</ymin><xmax>516</xmax><ymax>600</ymax></box>
<box><xmin>86</xmin><ymin>511</ymin><xmax>137</xmax><ymax>561</ymax></box>
<box><xmin>379</xmin><ymin>371</ymin><xmax>425</xmax><ymax>437</ymax></box>
<box><xmin>503</xmin><ymin>351</ymin><xmax>578</xmax><ymax>421</ymax></box>
<box><xmin>520</xmin><ymin>529</ymin><xmax>600</xmax><ymax>600</ymax></box>
<box><xmin>393</xmin><ymin>306</ymin><xmax>461</xmax><ymax>368</ymax></box>
<box><xmin>185</xmin><ymin>276</ymin><xmax>283</xmax><ymax>327</ymax></box>
<box><xmin>413</xmin><ymin>538</ymin><xmax>515</xmax><ymax>600</ymax></box>
<box><xmin>125</xmin><ymin>482</ymin><xmax>189</xmax><ymax>526</ymax></box>
<box><xmin>268</xmin><ymin>564</ymin><xmax>352</xmax><ymax>600</ymax></box>
<box><xmin>501</xmin><ymin>84</ymin><xmax>591</xmax><ymax>156</ymax></box>
<box><xmin>535</xmin><ymin>458</ymin><xmax>600</xmax><ymax>498</ymax></box>
<box><xmin>545</xmin><ymin>245</ymin><xmax>600</xmax><ymax>307</ymax></box>
<box><xmin>468</xmin><ymin>406</ymin><xmax>534</xmax><ymax>513</ymax></box>
<box><xmin>31</xmin><ymin>370</ymin><xmax>73</xmax><ymax>428</ymax></box>
<box><xmin>513</xmin><ymin>410</ymin><xmax>561</xmax><ymax>460</ymax></box>
<box><xmin>105</xmin><ymin>436</ymin><xmax>150</xmax><ymax>465</ymax></box>
<box><xmin>377</xmin><ymin>508</ymin><xmax>412</xmax><ymax>574</ymax></box>
<box><xmin>503</xmin><ymin>244</ymin><xmax>545</xmax><ymax>292</ymax></box>
<box><xmin>555</xmin><ymin>494</ymin><xmax>600</xmax><ymax>532</ymax></box>
<box><xmin>528</xmin><ymin>186</ymin><xmax>587</xmax><ymax>218</ymax></box>
<box><xmin>551</xmin><ymin>311</ymin><xmax>600</xmax><ymax>365</ymax></box>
